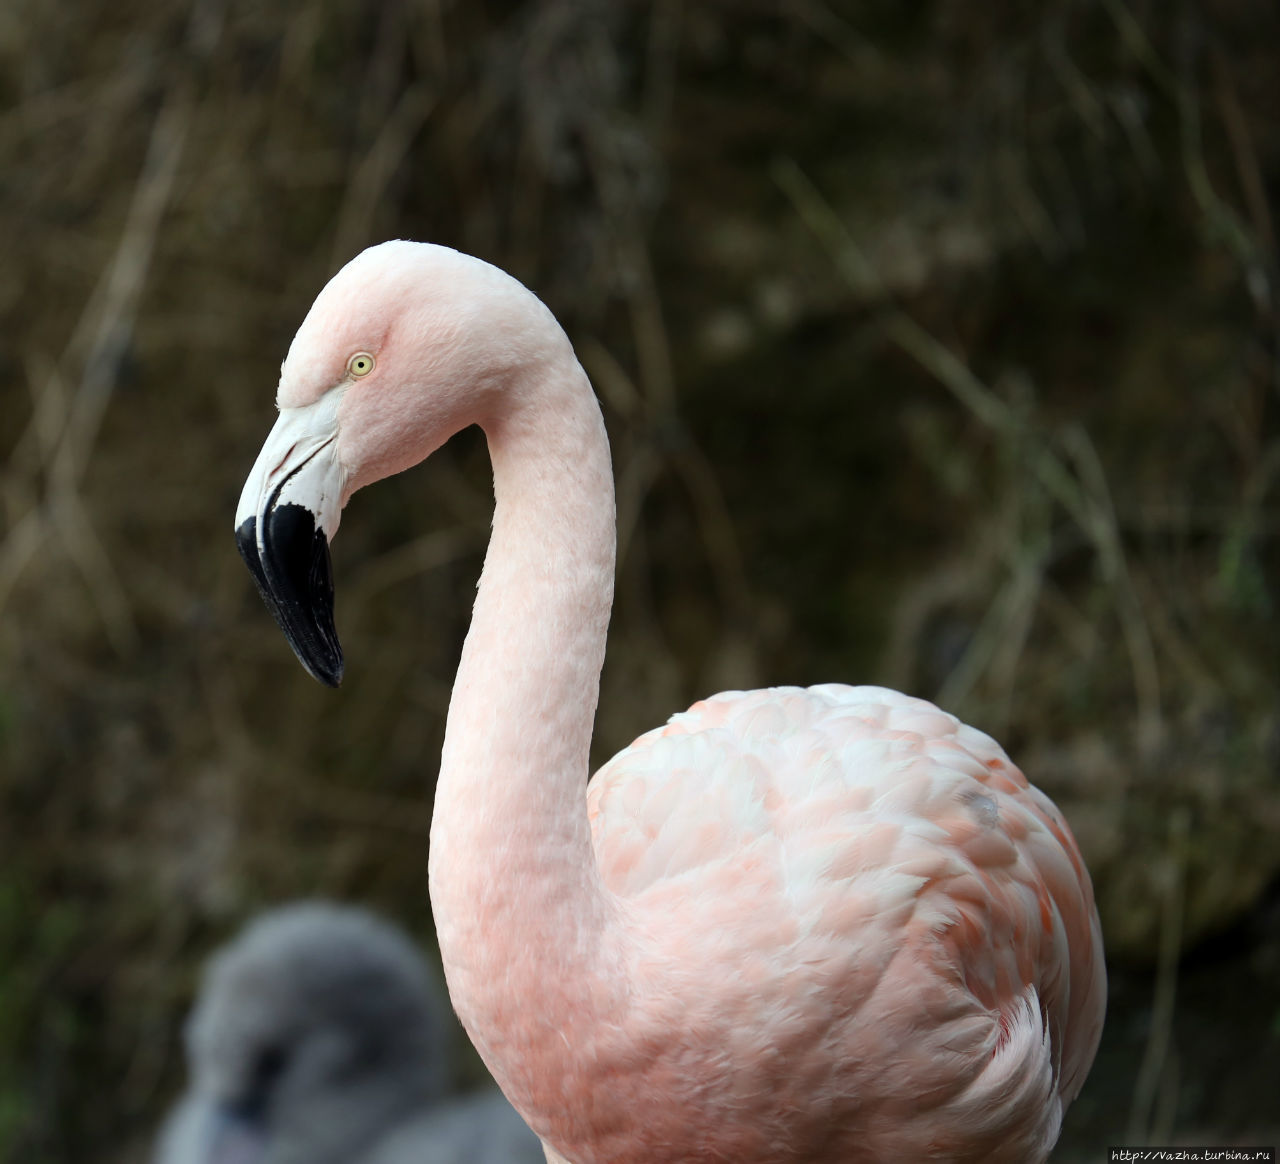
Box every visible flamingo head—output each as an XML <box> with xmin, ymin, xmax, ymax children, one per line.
<box><xmin>234</xmin><ymin>240</ymin><xmax>560</xmax><ymax>685</ymax></box>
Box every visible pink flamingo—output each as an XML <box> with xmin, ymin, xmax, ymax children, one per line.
<box><xmin>235</xmin><ymin>241</ymin><xmax>1105</xmax><ymax>1164</ymax></box>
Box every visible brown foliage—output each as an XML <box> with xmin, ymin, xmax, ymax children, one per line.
<box><xmin>0</xmin><ymin>0</ymin><xmax>1277</xmax><ymax>1158</ymax></box>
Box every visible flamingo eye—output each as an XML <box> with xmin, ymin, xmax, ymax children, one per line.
<box><xmin>347</xmin><ymin>352</ymin><xmax>376</xmax><ymax>377</ymax></box>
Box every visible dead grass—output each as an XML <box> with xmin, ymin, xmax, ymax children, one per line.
<box><xmin>0</xmin><ymin>0</ymin><xmax>1277</xmax><ymax>1159</ymax></box>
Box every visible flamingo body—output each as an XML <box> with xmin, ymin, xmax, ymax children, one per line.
<box><xmin>573</xmin><ymin>683</ymin><xmax>1101</xmax><ymax>1161</ymax></box>
<box><xmin>234</xmin><ymin>241</ymin><xmax>1105</xmax><ymax>1164</ymax></box>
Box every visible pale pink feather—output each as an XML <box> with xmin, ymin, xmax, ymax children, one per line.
<box><xmin>262</xmin><ymin>241</ymin><xmax>1106</xmax><ymax>1164</ymax></box>
<box><xmin>578</xmin><ymin>685</ymin><xmax>1104</xmax><ymax>1162</ymax></box>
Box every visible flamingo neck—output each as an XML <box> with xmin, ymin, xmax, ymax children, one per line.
<box><xmin>427</xmin><ymin>349</ymin><xmax>623</xmax><ymax>1123</ymax></box>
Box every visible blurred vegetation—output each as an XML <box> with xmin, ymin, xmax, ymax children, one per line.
<box><xmin>0</xmin><ymin>0</ymin><xmax>1277</xmax><ymax>1159</ymax></box>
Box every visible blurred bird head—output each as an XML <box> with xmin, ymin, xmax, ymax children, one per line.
<box><xmin>159</xmin><ymin>902</ymin><xmax>451</xmax><ymax>1164</ymax></box>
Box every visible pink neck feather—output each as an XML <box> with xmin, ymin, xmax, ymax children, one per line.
<box><xmin>426</xmin><ymin>349</ymin><xmax>627</xmax><ymax>1130</ymax></box>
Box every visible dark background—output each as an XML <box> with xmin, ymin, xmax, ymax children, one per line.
<box><xmin>1</xmin><ymin>0</ymin><xmax>1277</xmax><ymax>1159</ymax></box>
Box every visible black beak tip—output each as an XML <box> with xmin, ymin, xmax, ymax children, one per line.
<box><xmin>235</xmin><ymin>512</ymin><xmax>344</xmax><ymax>687</ymax></box>
<box><xmin>307</xmin><ymin>652</ymin><xmax>344</xmax><ymax>689</ymax></box>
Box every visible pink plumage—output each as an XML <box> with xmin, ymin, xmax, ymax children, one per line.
<box><xmin>584</xmin><ymin>685</ymin><xmax>1102</xmax><ymax>1161</ymax></box>
<box><xmin>235</xmin><ymin>241</ymin><xmax>1106</xmax><ymax>1164</ymax></box>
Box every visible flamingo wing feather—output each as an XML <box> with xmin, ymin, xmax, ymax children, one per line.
<box><xmin>583</xmin><ymin>684</ymin><xmax>1104</xmax><ymax>1162</ymax></box>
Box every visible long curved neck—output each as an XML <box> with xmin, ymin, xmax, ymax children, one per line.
<box><xmin>427</xmin><ymin>345</ymin><xmax>624</xmax><ymax>1123</ymax></box>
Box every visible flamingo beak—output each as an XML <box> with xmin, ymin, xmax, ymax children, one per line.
<box><xmin>235</xmin><ymin>395</ymin><xmax>346</xmax><ymax>687</ymax></box>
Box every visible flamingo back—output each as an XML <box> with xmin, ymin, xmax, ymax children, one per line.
<box><xmin>582</xmin><ymin>685</ymin><xmax>1104</xmax><ymax>1163</ymax></box>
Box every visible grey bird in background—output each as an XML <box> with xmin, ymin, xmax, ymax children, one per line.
<box><xmin>153</xmin><ymin>902</ymin><xmax>545</xmax><ymax>1164</ymax></box>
